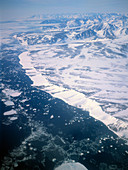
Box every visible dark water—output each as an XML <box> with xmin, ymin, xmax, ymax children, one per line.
<box><xmin>0</xmin><ymin>40</ymin><xmax>128</xmax><ymax>170</ymax></box>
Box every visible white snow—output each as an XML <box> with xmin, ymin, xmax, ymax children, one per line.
<box><xmin>19</xmin><ymin>52</ymin><xmax>50</xmax><ymax>86</ymax></box>
<box><xmin>114</xmin><ymin>109</ymin><xmax>128</xmax><ymax>120</ymax></box>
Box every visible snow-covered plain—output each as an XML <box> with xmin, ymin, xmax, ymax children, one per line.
<box><xmin>15</xmin><ymin>13</ymin><xmax>128</xmax><ymax>141</ymax></box>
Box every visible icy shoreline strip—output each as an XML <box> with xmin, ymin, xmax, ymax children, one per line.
<box><xmin>19</xmin><ymin>51</ymin><xmax>128</xmax><ymax>142</ymax></box>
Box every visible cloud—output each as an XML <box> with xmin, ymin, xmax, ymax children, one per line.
<box><xmin>1</xmin><ymin>0</ymin><xmax>128</xmax><ymax>20</ymax></box>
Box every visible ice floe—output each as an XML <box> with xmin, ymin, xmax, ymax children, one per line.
<box><xmin>55</xmin><ymin>162</ymin><xmax>88</xmax><ymax>170</ymax></box>
<box><xmin>4</xmin><ymin>109</ymin><xmax>17</xmax><ymax>116</ymax></box>
<box><xmin>9</xmin><ymin>117</ymin><xmax>18</xmax><ymax>121</ymax></box>
<box><xmin>2</xmin><ymin>88</ymin><xmax>21</xmax><ymax>97</ymax></box>
<box><xmin>4</xmin><ymin>100</ymin><xmax>14</xmax><ymax>106</ymax></box>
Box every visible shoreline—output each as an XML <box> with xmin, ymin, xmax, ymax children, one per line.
<box><xmin>19</xmin><ymin>50</ymin><xmax>128</xmax><ymax>143</ymax></box>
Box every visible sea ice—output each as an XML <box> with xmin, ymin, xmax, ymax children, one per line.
<box><xmin>2</xmin><ymin>88</ymin><xmax>21</xmax><ymax>97</ymax></box>
<box><xmin>4</xmin><ymin>100</ymin><xmax>14</xmax><ymax>106</ymax></box>
<box><xmin>3</xmin><ymin>109</ymin><xmax>17</xmax><ymax>116</ymax></box>
<box><xmin>55</xmin><ymin>162</ymin><xmax>88</xmax><ymax>170</ymax></box>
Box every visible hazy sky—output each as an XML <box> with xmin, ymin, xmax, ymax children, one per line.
<box><xmin>0</xmin><ymin>0</ymin><xmax>128</xmax><ymax>20</ymax></box>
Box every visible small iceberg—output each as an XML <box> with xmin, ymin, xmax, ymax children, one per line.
<box><xmin>55</xmin><ymin>162</ymin><xmax>88</xmax><ymax>170</ymax></box>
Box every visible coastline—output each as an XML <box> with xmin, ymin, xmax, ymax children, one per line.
<box><xmin>19</xmin><ymin>50</ymin><xmax>128</xmax><ymax>143</ymax></box>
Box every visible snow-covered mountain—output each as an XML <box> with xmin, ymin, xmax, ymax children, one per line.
<box><xmin>14</xmin><ymin>13</ymin><xmax>128</xmax><ymax>45</ymax></box>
